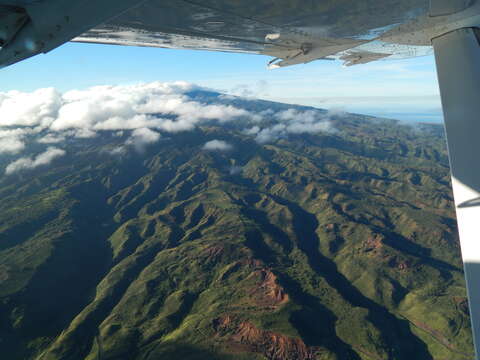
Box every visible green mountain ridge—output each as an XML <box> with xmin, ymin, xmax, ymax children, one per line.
<box><xmin>0</xmin><ymin>102</ymin><xmax>473</xmax><ymax>359</ymax></box>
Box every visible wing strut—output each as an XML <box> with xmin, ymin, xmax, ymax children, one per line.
<box><xmin>433</xmin><ymin>27</ymin><xmax>480</xmax><ymax>359</ymax></box>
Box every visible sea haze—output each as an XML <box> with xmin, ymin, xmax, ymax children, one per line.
<box><xmin>266</xmin><ymin>95</ymin><xmax>443</xmax><ymax>124</ymax></box>
<box><xmin>357</xmin><ymin>111</ymin><xmax>443</xmax><ymax>124</ymax></box>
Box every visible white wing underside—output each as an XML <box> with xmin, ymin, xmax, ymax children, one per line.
<box><xmin>73</xmin><ymin>24</ymin><xmax>434</xmax><ymax>68</ymax></box>
<box><xmin>1</xmin><ymin>0</ymin><xmax>479</xmax><ymax>68</ymax></box>
<box><xmin>68</xmin><ymin>0</ymin><xmax>438</xmax><ymax>68</ymax></box>
<box><xmin>4</xmin><ymin>0</ymin><xmax>473</xmax><ymax>68</ymax></box>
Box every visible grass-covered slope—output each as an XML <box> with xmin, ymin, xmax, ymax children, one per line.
<box><xmin>0</xmin><ymin>110</ymin><xmax>473</xmax><ymax>359</ymax></box>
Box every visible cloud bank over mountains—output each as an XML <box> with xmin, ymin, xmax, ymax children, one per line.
<box><xmin>0</xmin><ymin>129</ymin><xmax>27</xmax><ymax>155</ymax></box>
<box><xmin>5</xmin><ymin>147</ymin><xmax>66</xmax><ymax>175</ymax></box>
<box><xmin>203</xmin><ymin>140</ymin><xmax>233</xmax><ymax>151</ymax></box>
<box><xmin>0</xmin><ymin>81</ymin><xmax>336</xmax><ymax>174</ymax></box>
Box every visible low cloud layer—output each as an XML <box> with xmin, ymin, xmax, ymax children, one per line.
<box><xmin>37</xmin><ymin>134</ymin><xmax>66</xmax><ymax>144</ymax></box>
<box><xmin>0</xmin><ymin>81</ymin><xmax>337</xmax><ymax>174</ymax></box>
<box><xmin>246</xmin><ymin>109</ymin><xmax>336</xmax><ymax>144</ymax></box>
<box><xmin>5</xmin><ymin>147</ymin><xmax>66</xmax><ymax>175</ymax></box>
<box><xmin>203</xmin><ymin>140</ymin><xmax>233</xmax><ymax>151</ymax></box>
<box><xmin>0</xmin><ymin>137</ymin><xmax>25</xmax><ymax>155</ymax></box>
<box><xmin>125</xmin><ymin>127</ymin><xmax>161</xmax><ymax>151</ymax></box>
<box><xmin>0</xmin><ymin>128</ymin><xmax>33</xmax><ymax>155</ymax></box>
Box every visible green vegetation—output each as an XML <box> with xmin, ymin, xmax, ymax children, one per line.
<box><xmin>0</xmin><ymin>110</ymin><xmax>473</xmax><ymax>360</ymax></box>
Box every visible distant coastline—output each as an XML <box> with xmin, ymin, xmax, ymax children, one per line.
<box><xmin>360</xmin><ymin>111</ymin><xmax>443</xmax><ymax>124</ymax></box>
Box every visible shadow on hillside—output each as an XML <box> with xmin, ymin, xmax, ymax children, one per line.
<box><xmin>244</xmin><ymin>230</ymin><xmax>360</xmax><ymax>359</ymax></box>
<box><xmin>276</xmin><ymin>197</ymin><xmax>434</xmax><ymax>360</ymax></box>
<box><xmin>142</xmin><ymin>342</ymin><xmax>235</xmax><ymax>360</ymax></box>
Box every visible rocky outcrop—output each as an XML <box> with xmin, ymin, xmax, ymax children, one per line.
<box><xmin>364</xmin><ymin>234</ymin><xmax>384</xmax><ymax>253</ymax></box>
<box><xmin>214</xmin><ymin>316</ymin><xmax>317</xmax><ymax>360</ymax></box>
<box><xmin>248</xmin><ymin>269</ymin><xmax>289</xmax><ymax>309</ymax></box>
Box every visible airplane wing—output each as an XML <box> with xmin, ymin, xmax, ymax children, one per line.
<box><xmin>2</xmin><ymin>0</ymin><xmax>480</xmax><ymax>359</ymax></box>
<box><xmin>72</xmin><ymin>0</ymin><xmax>432</xmax><ymax>67</ymax></box>
<box><xmin>0</xmin><ymin>0</ymin><xmax>437</xmax><ymax>68</ymax></box>
<box><xmin>0</xmin><ymin>0</ymin><xmax>478</xmax><ymax>69</ymax></box>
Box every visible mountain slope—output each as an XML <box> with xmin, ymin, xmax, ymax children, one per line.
<box><xmin>0</xmin><ymin>94</ymin><xmax>473</xmax><ymax>360</ymax></box>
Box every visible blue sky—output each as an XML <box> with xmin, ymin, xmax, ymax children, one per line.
<box><xmin>2</xmin><ymin>42</ymin><xmax>442</xmax><ymax>123</ymax></box>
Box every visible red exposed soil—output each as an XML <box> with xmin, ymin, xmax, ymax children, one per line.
<box><xmin>324</xmin><ymin>223</ymin><xmax>336</xmax><ymax>232</ymax></box>
<box><xmin>248</xmin><ymin>269</ymin><xmax>289</xmax><ymax>309</ymax></box>
<box><xmin>240</xmin><ymin>258</ymin><xmax>263</xmax><ymax>268</ymax></box>
<box><xmin>452</xmin><ymin>296</ymin><xmax>470</xmax><ymax>316</ymax></box>
<box><xmin>218</xmin><ymin>258</ymin><xmax>289</xmax><ymax>309</ymax></box>
<box><xmin>363</xmin><ymin>234</ymin><xmax>413</xmax><ymax>271</ymax></box>
<box><xmin>202</xmin><ymin>245</ymin><xmax>224</xmax><ymax>262</ymax></box>
<box><xmin>214</xmin><ymin>316</ymin><xmax>318</xmax><ymax>360</ymax></box>
<box><xmin>364</xmin><ymin>234</ymin><xmax>384</xmax><ymax>252</ymax></box>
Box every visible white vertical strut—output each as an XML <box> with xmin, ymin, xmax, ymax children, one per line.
<box><xmin>433</xmin><ymin>27</ymin><xmax>480</xmax><ymax>359</ymax></box>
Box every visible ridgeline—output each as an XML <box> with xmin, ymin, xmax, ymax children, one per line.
<box><xmin>0</xmin><ymin>97</ymin><xmax>473</xmax><ymax>360</ymax></box>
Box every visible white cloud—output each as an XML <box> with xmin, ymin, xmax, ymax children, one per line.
<box><xmin>125</xmin><ymin>127</ymin><xmax>161</xmax><ymax>152</ymax></box>
<box><xmin>229</xmin><ymin>80</ymin><xmax>270</xmax><ymax>98</ymax></box>
<box><xmin>243</xmin><ymin>126</ymin><xmax>260</xmax><ymax>135</ymax></box>
<box><xmin>0</xmin><ymin>81</ymin><xmax>340</xmax><ymax>152</ymax></box>
<box><xmin>203</xmin><ymin>140</ymin><xmax>233</xmax><ymax>151</ymax></box>
<box><xmin>285</xmin><ymin>120</ymin><xmax>334</xmax><ymax>134</ymax></box>
<box><xmin>0</xmin><ymin>128</ymin><xmax>34</xmax><ymax>154</ymax></box>
<box><xmin>37</xmin><ymin>133</ymin><xmax>66</xmax><ymax>144</ymax></box>
<box><xmin>255</xmin><ymin>125</ymin><xmax>286</xmax><ymax>144</ymax></box>
<box><xmin>109</xmin><ymin>146</ymin><xmax>127</xmax><ymax>156</ymax></box>
<box><xmin>229</xmin><ymin>165</ymin><xmax>243</xmax><ymax>175</ymax></box>
<box><xmin>5</xmin><ymin>147</ymin><xmax>66</xmax><ymax>174</ymax></box>
<box><xmin>72</xmin><ymin>129</ymin><xmax>97</xmax><ymax>138</ymax></box>
<box><xmin>253</xmin><ymin>109</ymin><xmax>335</xmax><ymax>143</ymax></box>
<box><xmin>0</xmin><ymin>82</ymin><xmax>259</xmax><ymax>143</ymax></box>
<box><xmin>0</xmin><ymin>128</ymin><xmax>32</xmax><ymax>138</ymax></box>
<box><xmin>276</xmin><ymin>109</ymin><xmax>317</xmax><ymax>123</ymax></box>
<box><xmin>0</xmin><ymin>88</ymin><xmax>61</xmax><ymax>128</ymax></box>
<box><xmin>0</xmin><ymin>137</ymin><xmax>25</xmax><ymax>154</ymax></box>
